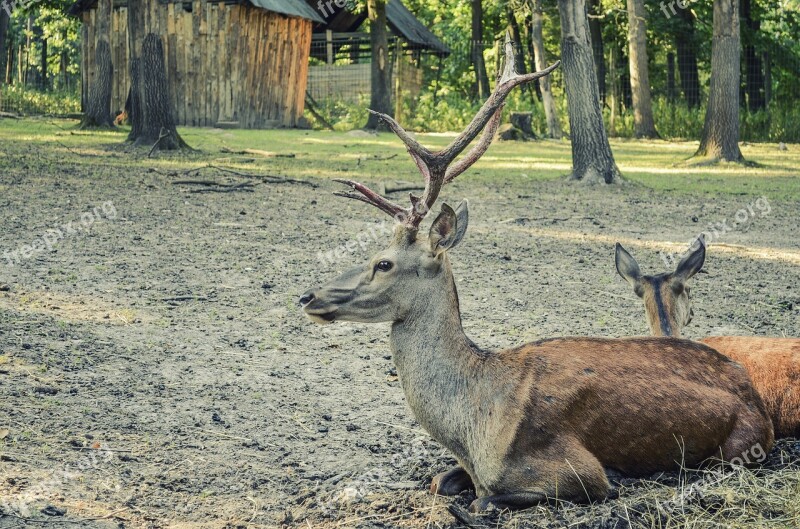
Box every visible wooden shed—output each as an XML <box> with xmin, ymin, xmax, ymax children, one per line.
<box><xmin>69</xmin><ymin>0</ymin><xmax>325</xmax><ymax>128</ymax></box>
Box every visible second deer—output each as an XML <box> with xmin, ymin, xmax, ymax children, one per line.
<box><xmin>616</xmin><ymin>238</ymin><xmax>800</xmax><ymax>439</ymax></box>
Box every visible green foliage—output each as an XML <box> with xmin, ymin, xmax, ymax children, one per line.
<box><xmin>0</xmin><ymin>84</ymin><xmax>80</xmax><ymax>115</ymax></box>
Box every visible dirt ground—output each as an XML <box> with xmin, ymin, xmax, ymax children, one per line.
<box><xmin>0</xmin><ymin>123</ymin><xmax>798</xmax><ymax>528</ymax></box>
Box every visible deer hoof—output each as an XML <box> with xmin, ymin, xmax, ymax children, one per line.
<box><xmin>430</xmin><ymin>467</ymin><xmax>473</xmax><ymax>496</ymax></box>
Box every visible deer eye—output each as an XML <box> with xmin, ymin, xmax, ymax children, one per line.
<box><xmin>375</xmin><ymin>260</ymin><xmax>393</xmax><ymax>272</ymax></box>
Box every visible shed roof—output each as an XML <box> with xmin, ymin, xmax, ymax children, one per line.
<box><xmin>306</xmin><ymin>0</ymin><xmax>449</xmax><ymax>55</ymax></box>
<box><xmin>69</xmin><ymin>0</ymin><xmax>325</xmax><ymax>23</ymax></box>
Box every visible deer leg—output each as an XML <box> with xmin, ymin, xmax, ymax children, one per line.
<box><xmin>469</xmin><ymin>490</ymin><xmax>547</xmax><ymax>512</ymax></box>
<box><xmin>430</xmin><ymin>466</ymin><xmax>474</xmax><ymax>496</ymax></box>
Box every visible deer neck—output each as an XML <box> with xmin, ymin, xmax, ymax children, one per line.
<box><xmin>388</xmin><ymin>266</ymin><xmax>490</xmax><ymax>460</ymax></box>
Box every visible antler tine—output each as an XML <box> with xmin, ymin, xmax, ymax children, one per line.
<box><xmin>444</xmin><ymin>107</ymin><xmax>503</xmax><ymax>183</ymax></box>
<box><xmin>438</xmin><ymin>33</ymin><xmax>561</xmax><ymax>167</ymax></box>
<box><xmin>367</xmin><ymin>110</ymin><xmax>435</xmax><ymax>168</ymax></box>
<box><xmin>333</xmin><ymin>179</ymin><xmax>407</xmax><ymax>219</ymax></box>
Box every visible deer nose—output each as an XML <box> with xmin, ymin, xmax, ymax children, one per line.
<box><xmin>299</xmin><ymin>291</ymin><xmax>315</xmax><ymax>306</ymax></box>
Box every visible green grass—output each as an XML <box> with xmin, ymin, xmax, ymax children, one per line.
<box><xmin>0</xmin><ymin>117</ymin><xmax>798</xmax><ymax>199</ymax></box>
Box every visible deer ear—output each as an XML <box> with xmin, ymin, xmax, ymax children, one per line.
<box><xmin>615</xmin><ymin>243</ymin><xmax>642</xmax><ymax>286</ymax></box>
<box><xmin>675</xmin><ymin>236</ymin><xmax>705</xmax><ymax>280</ymax></box>
<box><xmin>429</xmin><ymin>202</ymin><xmax>467</xmax><ymax>254</ymax></box>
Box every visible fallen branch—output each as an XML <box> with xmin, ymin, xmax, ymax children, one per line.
<box><xmin>305</xmin><ymin>92</ymin><xmax>335</xmax><ymax>131</ymax></box>
<box><xmin>148</xmin><ymin>127</ymin><xmax>170</xmax><ymax>158</ymax></box>
<box><xmin>447</xmin><ymin>504</ymin><xmax>481</xmax><ymax>528</ymax></box>
<box><xmin>190</xmin><ymin>182</ymin><xmax>255</xmax><ymax>193</ymax></box>
<box><xmin>221</xmin><ymin>147</ymin><xmax>295</xmax><ymax>158</ymax></box>
<box><xmin>162</xmin><ymin>295</ymin><xmax>209</xmax><ymax>302</ymax></box>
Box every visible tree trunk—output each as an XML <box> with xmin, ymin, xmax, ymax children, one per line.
<box><xmin>675</xmin><ymin>9</ymin><xmax>700</xmax><ymax>108</ymax></box>
<box><xmin>81</xmin><ymin>0</ymin><xmax>114</xmax><ymax>128</ymax></box>
<box><xmin>364</xmin><ymin>0</ymin><xmax>392</xmax><ymax>129</ymax></box>
<box><xmin>126</xmin><ymin>0</ymin><xmax>187</xmax><ymax>150</ymax></box>
<box><xmin>0</xmin><ymin>10</ymin><xmax>8</xmax><ymax>84</ymax></box>
<box><xmin>506</xmin><ymin>6</ymin><xmax>527</xmax><ymax>75</ymax></box>
<box><xmin>696</xmin><ymin>0</ymin><xmax>742</xmax><ymax>162</ymax></box>
<box><xmin>471</xmin><ymin>0</ymin><xmax>490</xmax><ymax>100</ymax></box>
<box><xmin>626</xmin><ymin>0</ymin><xmax>658</xmax><ymax>138</ymax></box>
<box><xmin>558</xmin><ymin>0</ymin><xmax>621</xmax><ymax>183</ymax></box>
<box><xmin>530</xmin><ymin>0</ymin><xmax>561</xmax><ymax>139</ymax></box>
<box><xmin>82</xmin><ymin>41</ymin><xmax>114</xmax><ymax>127</ymax></box>
<box><xmin>588</xmin><ymin>0</ymin><xmax>605</xmax><ymax>103</ymax></box>
<box><xmin>741</xmin><ymin>0</ymin><xmax>765</xmax><ymax>111</ymax></box>
<box><xmin>667</xmin><ymin>51</ymin><xmax>676</xmax><ymax>103</ymax></box>
<box><xmin>608</xmin><ymin>43</ymin><xmax>618</xmax><ymax>135</ymax></box>
<box><xmin>40</xmin><ymin>36</ymin><xmax>47</xmax><ymax>89</ymax></box>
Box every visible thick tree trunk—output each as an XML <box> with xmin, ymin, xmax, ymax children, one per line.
<box><xmin>741</xmin><ymin>0</ymin><xmax>765</xmax><ymax>111</ymax></box>
<box><xmin>626</xmin><ymin>0</ymin><xmax>658</xmax><ymax>138</ymax></box>
<box><xmin>471</xmin><ymin>0</ymin><xmax>490</xmax><ymax>100</ymax></box>
<box><xmin>675</xmin><ymin>9</ymin><xmax>700</xmax><ymax>108</ymax></box>
<box><xmin>364</xmin><ymin>0</ymin><xmax>392</xmax><ymax>129</ymax></box>
<box><xmin>530</xmin><ymin>0</ymin><xmax>561</xmax><ymax>139</ymax></box>
<box><xmin>126</xmin><ymin>0</ymin><xmax>187</xmax><ymax>150</ymax></box>
<box><xmin>696</xmin><ymin>0</ymin><xmax>743</xmax><ymax>162</ymax></box>
<box><xmin>588</xmin><ymin>0</ymin><xmax>605</xmax><ymax>103</ymax></box>
<box><xmin>0</xmin><ymin>10</ymin><xmax>8</xmax><ymax>84</ymax></box>
<box><xmin>81</xmin><ymin>0</ymin><xmax>113</xmax><ymax>128</ymax></box>
<box><xmin>558</xmin><ymin>0</ymin><xmax>621</xmax><ymax>183</ymax></box>
<box><xmin>82</xmin><ymin>41</ymin><xmax>114</xmax><ymax>127</ymax></box>
<box><xmin>135</xmin><ymin>34</ymin><xmax>187</xmax><ymax>149</ymax></box>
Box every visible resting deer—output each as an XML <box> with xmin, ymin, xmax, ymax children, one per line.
<box><xmin>616</xmin><ymin>238</ymin><xmax>800</xmax><ymax>439</ymax></box>
<box><xmin>299</xmin><ymin>40</ymin><xmax>773</xmax><ymax>511</ymax></box>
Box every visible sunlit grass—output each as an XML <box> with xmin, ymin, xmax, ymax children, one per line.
<box><xmin>0</xmin><ymin>118</ymin><xmax>798</xmax><ymax>199</ymax></box>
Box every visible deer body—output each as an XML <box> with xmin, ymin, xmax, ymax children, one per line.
<box><xmin>303</xmin><ymin>226</ymin><xmax>774</xmax><ymax>511</ymax></box>
<box><xmin>616</xmin><ymin>240</ymin><xmax>800</xmax><ymax>439</ymax></box>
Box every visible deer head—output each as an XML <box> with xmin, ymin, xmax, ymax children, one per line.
<box><xmin>615</xmin><ymin>236</ymin><xmax>706</xmax><ymax>337</ymax></box>
<box><xmin>300</xmin><ymin>37</ymin><xmax>560</xmax><ymax>324</ymax></box>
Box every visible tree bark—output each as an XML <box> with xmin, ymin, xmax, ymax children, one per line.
<box><xmin>696</xmin><ymin>0</ymin><xmax>743</xmax><ymax>162</ymax></box>
<box><xmin>667</xmin><ymin>51</ymin><xmax>675</xmax><ymax>103</ymax></box>
<box><xmin>471</xmin><ymin>0</ymin><xmax>490</xmax><ymax>100</ymax></box>
<box><xmin>530</xmin><ymin>0</ymin><xmax>561</xmax><ymax>139</ymax></box>
<box><xmin>506</xmin><ymin>6</ymin><xmax>527</xmax><ymax>76</ymax></box>
<box><xmin>82</xmin><ymin>41</ymin><xmax>114</xmax><ymax>127</ymax></box>
<box><xmin>40</xmin><ymin>36</ymin><xmax>47</xmax><ymax>89</ymax></box>
<box><xmin>588</xmin><ymin>0</ymin><xmax>605</xmax><ymax>103</ymax></box>
<box><xmin>626</xmin><ymin>0</ymin><xmax>658</xmax><ymax>138</ymax></box>
<box><xmin>675</xmin><ymin>9</ymin><xmax>700</xmax><ymax>108</ymax></box>
<box><xmin>0</xmin><ymin>10</ymin><xmax>8</xmax><ymax>84</ymax></box>
<box><xmin>741</xmin><ymin>0</ymin><xmax>765</xmax><ymax>111</ymax></box>
<box><xmin>81</xmin><ymin>0</ymin><xmax>114</xmax><ymax>128</ymax></box>
<box><xmin>364</xmin><ymin>0</ymin><xmax>392</xmax><ymax>129</ymax></box>
<box><xmin>126</xmin><ymin>0</ymin><xmax>187</xmax><ymax>150</ymax></box>
<box><xmin>558</xmin><ymin>0</ymin><xmax>621</xmax><ymax>183</ymax></box>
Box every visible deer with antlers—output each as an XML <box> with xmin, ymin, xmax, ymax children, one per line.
<box><xmin>616</xmin><ymin>237</ymin><xmax>800</xmax><ymax>439</ymax></box>
<box><xmin>300</xmin><ymin>39</ymin><xmax>773</xmax><ymax>511</ymax></box>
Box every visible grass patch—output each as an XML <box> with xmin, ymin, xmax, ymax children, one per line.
<box><xmin>0</xmin><ymin>118</ymin><xmax>798</xmax><ymax>199</ymax></box>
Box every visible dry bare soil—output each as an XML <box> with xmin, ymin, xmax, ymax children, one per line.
<box><xmin>0</xmin><ymin>120</ymin><xmax>798</xmax><ymax>528</ymax></box>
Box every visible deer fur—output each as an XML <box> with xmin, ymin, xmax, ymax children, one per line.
<box><xmin>301</xmin><ymin>209</ymin><xmax>774</xmax><ymax>511</ymax></box>
<box><xmin>616</xmin><ymin>239</ymin><xmax>800</xmax><ymax>439</ymax></box>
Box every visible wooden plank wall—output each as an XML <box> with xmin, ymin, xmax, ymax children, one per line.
<box><xmin>80</xmin><ymin>2</ymin><xmax>312</xmax><ymax>128</ymax></box>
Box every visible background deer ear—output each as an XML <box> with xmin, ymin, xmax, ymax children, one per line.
<box><xmin>615</xmin><ymin>243</ymin><xmax>642</xmax><ymax>285</ymax></box>
<box><xmin>429</xmin><ymin>202</ymin><xmax>467</xmax><ymax>254</ymax></box>
<box><xmin>675</xmin><ymin>236</ymin><xmax>705</xmax><ymax>280</ymax></box>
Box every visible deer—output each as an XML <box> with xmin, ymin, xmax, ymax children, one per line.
<box><xmin>615</xmin><ymin>237</ymin><xmax>800</xmax><ymax>439</ymax></box>
<box><xmin>299</xmin><ymin>39</ymin><xmax>774</xmax><ymax>512</ymax></box>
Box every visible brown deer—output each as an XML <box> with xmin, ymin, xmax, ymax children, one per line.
<box><xmin>299</xmin><ymin>40</ymin><xmax>773</xmax><ymax>512</ymax></box>
<box><xmin>616</xmin><ymin>238</ymin><xmax>800</xmax><ymax>439</ymax></box>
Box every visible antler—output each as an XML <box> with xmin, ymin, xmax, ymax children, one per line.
<box><xmin>336</xmin><ymin>33</ymin><xmax>561</xmax><ymax>229</ymax></box>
